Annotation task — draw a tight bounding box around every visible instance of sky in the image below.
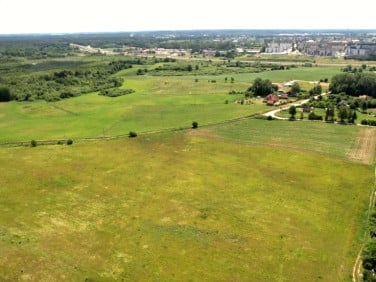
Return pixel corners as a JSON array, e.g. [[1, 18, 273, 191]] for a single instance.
[[0, 0, 375, 34]]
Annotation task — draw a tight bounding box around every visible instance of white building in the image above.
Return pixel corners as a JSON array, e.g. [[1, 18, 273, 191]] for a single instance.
[[265, 43, 291, 54], [345, 43, 376, 58]]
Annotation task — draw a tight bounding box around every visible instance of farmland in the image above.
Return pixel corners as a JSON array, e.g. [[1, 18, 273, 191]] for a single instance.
[[1, 32, 376, 281], [0, 127, 374, 281], [0, 62, 344, 143]]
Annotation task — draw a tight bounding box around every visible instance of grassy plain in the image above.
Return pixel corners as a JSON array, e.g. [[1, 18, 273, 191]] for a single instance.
[[0, 64, 344, 143], [0, 126, 374, 281], [1, 54, 375, 282], [0, 77, 263, 142]]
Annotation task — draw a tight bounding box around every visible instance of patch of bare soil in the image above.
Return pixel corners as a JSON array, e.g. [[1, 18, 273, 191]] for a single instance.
[[348, 128, 376, 164]]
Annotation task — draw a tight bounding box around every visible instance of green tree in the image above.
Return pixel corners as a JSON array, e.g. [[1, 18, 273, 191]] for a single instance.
[[338, 106, 348, 123], [129, 131, 137, 138], [329, 73, 357, 95], [289, 105, 297, 120], [248, 78, 273, 97], [362, 101, 368, 113], [325, 106, 335, 122], [290, 82, 301, 96], [351, 110, 357, 124], [363, 240, 376, 281], [0, 87, 11, 102], [309, 84, 322, 96], [30, 140, 37, 147]]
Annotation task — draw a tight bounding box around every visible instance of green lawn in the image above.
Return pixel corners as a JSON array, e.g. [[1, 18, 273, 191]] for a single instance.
[[0, 129, 373, 281]]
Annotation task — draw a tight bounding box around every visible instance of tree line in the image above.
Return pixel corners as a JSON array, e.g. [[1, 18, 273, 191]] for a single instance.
[[329, 72, 376, 98]]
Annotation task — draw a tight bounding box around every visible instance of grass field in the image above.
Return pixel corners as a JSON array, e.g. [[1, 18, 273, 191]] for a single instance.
[[1, 54, 376, 281], [0, 125, 374, 281], [0, 64, 343, 143], [0, 76, 268, 142]]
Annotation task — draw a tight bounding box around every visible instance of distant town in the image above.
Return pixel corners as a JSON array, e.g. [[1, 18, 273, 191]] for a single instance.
[[66, 29, 376, 59]]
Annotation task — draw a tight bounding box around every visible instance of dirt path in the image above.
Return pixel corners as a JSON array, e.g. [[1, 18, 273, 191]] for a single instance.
[[348, 128, 376, 164]]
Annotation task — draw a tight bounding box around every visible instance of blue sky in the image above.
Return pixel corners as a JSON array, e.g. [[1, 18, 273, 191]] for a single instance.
[[0, 0, 375, 34]]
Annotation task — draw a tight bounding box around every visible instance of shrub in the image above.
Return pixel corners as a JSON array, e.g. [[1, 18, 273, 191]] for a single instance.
[[66, 139, 73, 145], [30, 140, 37, 147], [361, 120, 376, 126], [308, 112, 323, 121], [99, 88, 134, 97], [0, 87, 12, 102], [267, 115, 273, 121], [129, 131, 137, 138], [192, 121, 198, 129]]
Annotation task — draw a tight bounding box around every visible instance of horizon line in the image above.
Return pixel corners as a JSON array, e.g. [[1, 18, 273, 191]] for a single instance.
[[1, 28, 376, 36]]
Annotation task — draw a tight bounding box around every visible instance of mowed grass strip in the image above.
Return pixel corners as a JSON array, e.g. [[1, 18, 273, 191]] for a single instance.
[[0, 131, 372, 281]]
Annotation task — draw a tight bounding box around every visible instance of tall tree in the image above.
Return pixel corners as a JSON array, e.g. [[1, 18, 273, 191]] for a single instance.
[[325, 106, 335, 122], [248, 78, 273, 97], [338, 106, 348, 123], [289, 105, 297, 120], [290, 82, 301, 96]]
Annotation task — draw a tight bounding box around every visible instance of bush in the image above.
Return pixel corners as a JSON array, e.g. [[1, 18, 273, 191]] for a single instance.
[[361, 119, 376, 126], [129, 131, 137, 138], [99, 88, 134, 97], [0, 87, 12, 102], [308, 112, 323, 121], [192, 121, 198, 128], [267, 115, 273, 121], [66, 139, 73, 145], [30, 140, 37, 147]]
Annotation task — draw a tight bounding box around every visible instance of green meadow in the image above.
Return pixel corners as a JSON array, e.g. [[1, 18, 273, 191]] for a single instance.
[[0, 126, 374, 281], [1, 55, 375, 281], [0, 64, 343, 143], [0, 76, 263, 142]]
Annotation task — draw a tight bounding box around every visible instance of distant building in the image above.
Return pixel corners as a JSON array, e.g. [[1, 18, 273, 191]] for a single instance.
[[265, 43, 291, 54], [345, 43, 376, 59], [299, 40, 346, 57]]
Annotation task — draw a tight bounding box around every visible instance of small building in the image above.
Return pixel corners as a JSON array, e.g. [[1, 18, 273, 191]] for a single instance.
[[264, 94, 279, 106]]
